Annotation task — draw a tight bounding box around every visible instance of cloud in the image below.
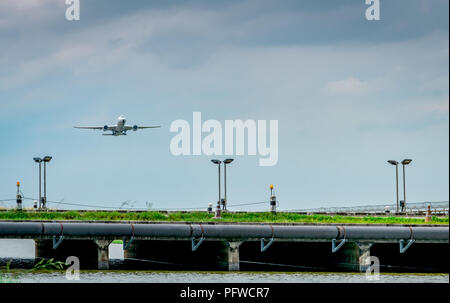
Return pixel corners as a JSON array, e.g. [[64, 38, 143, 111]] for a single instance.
[[0, 0, 56, 10], [419, 75, 450, 93], [324, 77, 369, 94], [0, 0, 63, 30], [420, 99, 450, 114], [0, 1, 448, 129], [0, 43, 98, 88]]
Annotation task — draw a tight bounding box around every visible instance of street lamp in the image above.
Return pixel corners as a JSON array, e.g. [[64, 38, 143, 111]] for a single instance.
[[387, 160, 399, 212], [211, 160, 222, 207], [33, 157, 42, 209], [33, 156, 52, 210], [401, 159, 412, 212], [42, 156, 52, 209], [223, 159, 234, 211]]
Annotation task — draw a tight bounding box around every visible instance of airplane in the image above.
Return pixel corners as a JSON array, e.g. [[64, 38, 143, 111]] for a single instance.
[[74, 115, 161, 136]]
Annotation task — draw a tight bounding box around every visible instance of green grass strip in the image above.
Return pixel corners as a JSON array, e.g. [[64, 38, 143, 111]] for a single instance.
[[0, 211, 447, 225]]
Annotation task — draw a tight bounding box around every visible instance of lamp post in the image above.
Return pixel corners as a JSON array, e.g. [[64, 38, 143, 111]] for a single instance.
[[223, 159, 234, 211], [401, 159, 412, 212], [33, 157, 42, 210], [211, 160, 222, 206], [387, 160, 399, 212], [42, 156, 52, 209]]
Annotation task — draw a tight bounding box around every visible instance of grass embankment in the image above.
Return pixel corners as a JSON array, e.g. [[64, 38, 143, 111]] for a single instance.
[[0, 210, 448, 225]]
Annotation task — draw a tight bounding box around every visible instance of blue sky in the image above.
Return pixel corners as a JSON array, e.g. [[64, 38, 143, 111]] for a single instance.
[[0, 0, 448, 210]]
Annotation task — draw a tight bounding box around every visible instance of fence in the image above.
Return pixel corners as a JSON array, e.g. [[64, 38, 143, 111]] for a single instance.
[[287, 201, 449, 216]]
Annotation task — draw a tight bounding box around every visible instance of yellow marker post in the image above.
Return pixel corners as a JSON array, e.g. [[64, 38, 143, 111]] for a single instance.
[[16, 181, 22, 211], [270, 184, 276, 214]]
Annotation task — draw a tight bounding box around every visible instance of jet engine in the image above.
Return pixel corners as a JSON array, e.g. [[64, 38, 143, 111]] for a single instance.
[[103, 125, 109, 131], [133, 125, 138, 131]]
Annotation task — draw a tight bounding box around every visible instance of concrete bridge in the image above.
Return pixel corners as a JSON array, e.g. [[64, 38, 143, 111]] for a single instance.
[[0, 221, 448, 272]]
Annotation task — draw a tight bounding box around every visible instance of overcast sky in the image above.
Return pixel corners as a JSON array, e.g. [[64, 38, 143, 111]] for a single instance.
[[0, 0, 448, 211]]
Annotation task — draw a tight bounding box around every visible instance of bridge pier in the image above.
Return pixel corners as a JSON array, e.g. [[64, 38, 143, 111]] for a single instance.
[[239, 241, 374, 272], [95, 240, 112, 270], [228, 242, 242, 271], [34, 239, 112, 270], [332, 242, 372, 272], [357, 243, 372, 272], [124, 240, 242, 271], [370, 242, 449, 273]]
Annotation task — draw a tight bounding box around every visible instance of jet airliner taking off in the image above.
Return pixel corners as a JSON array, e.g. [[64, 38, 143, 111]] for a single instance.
[[74, 115, 161, 136]]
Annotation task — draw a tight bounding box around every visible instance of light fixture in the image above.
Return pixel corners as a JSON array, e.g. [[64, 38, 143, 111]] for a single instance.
[[401, 159, 412, 165]]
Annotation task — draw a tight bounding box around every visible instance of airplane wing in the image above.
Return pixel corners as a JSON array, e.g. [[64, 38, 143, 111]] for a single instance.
[[74, 126, 117, 130], [123, 125, 161, 130], [136, 126, 161, 129]]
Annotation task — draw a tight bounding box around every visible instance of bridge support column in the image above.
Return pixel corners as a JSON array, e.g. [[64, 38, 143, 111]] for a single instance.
[[95, 240, 112, 270], [124, 240, 241, 271], [228, 242, 242, 271], [357, 243, 372, 272], [333, 242, 372, 272]]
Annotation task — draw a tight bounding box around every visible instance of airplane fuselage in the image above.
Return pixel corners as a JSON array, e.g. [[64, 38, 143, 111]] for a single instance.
[[113, 116, 127, 135], [74, 115, 160, 135]]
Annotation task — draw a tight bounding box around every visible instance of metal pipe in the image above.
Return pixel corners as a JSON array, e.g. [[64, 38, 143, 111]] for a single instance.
[[343, 226, 412, 240], [0, 222, 447, 242]]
